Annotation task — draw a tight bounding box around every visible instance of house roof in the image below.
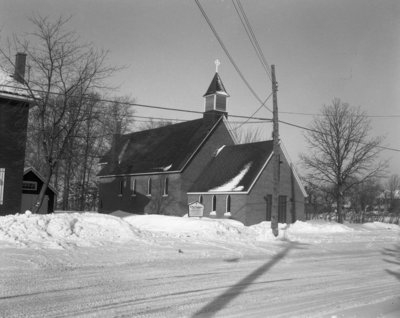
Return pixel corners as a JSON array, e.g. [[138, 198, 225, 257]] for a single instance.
[[98, 116, 225, 177], [0, 69, 33, 102], [188, 140, 274, 193], [203, 72, 229, 97], [23, 167, 58, 194]]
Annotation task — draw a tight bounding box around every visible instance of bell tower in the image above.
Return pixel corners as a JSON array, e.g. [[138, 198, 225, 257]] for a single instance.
[[203, 59, 229, 120]]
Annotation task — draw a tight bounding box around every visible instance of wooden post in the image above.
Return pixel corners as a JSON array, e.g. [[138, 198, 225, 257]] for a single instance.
[[271, 65, 279, 237]]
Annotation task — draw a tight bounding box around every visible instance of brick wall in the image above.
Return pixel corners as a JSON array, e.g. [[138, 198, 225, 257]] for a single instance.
[[0, 98, 29, 215], [99, 173, 184, 215], [247, 147, 306, 225]]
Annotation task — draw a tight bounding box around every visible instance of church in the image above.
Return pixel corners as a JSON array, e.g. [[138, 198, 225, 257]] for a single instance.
[[97, 69, 307, 225]]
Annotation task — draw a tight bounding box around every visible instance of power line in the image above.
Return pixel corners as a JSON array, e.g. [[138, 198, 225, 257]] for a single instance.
[[194, 0, 273, 113], [232, 0, 272, 80], [280, 110, 400, 118], [233, 92, 273, 131], [233, 0, 272, 80], [0, 84, 272, 121], [279, 119, 400, 153]]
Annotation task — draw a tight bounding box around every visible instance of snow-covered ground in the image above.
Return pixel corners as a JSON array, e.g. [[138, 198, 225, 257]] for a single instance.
[[0, 211, 399, 317]]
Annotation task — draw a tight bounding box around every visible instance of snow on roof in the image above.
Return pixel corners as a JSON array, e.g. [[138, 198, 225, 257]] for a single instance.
[[0, 69, 33, 102], [189, 141, 274, 193], [214, 145, 226, 157], [210, 162, 252, 191]]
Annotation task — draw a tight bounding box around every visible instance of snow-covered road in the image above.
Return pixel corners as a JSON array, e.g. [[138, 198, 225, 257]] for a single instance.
[[0, 213, 399, 317], [1, 240, 399, 317]]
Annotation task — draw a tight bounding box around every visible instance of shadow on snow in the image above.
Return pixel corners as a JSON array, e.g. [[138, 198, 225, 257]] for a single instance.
[[192, 241, 307, 318]]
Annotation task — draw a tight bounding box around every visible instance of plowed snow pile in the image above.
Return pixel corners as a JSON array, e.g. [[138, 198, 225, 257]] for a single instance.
[[0, 211, 144, 249], [0, 211, 398, 249]]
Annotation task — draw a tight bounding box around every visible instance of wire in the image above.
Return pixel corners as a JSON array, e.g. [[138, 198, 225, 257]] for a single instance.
[[233, 92, 273, 131], [194, 0, 273, 113], [232, 0, 271, 80], [279, 119, 400, 153], [0, 83, 271, 121], [280, 110, 400, 118], [233, 0, 272, 80]]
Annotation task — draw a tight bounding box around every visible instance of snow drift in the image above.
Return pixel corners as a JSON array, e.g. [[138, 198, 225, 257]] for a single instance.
[[0, 211, 398, 250], [0, 211, 144, 249]]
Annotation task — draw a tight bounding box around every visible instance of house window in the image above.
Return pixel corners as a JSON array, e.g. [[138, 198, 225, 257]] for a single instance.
[[147, 178, 152, 196], [22, 181, 38, 191], [226, 195, 231, 213], [212, 195, 216, 211], [278, 195, 287, 223], [163, 178, 168, 196], [199, 195, 203, 204], [266, 194, 272, 221], [131, 178, 136, 194], [0, 168, 5, 205]]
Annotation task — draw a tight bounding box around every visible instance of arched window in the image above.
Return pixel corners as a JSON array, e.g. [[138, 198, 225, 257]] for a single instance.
[[130, 178, 136, 196], [147, 178, 152, 196], [212, 195, 216, 211], [199, 195, 203, 204], [163, 178, 169, 196], [118, 179, 123, 196], [226, 195, 231, 213]]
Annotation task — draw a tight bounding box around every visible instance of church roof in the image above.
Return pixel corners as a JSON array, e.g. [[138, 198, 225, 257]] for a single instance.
[[203, 72, 229, 97], [98, 117, 224, 176], [188, 140, 274, 193]]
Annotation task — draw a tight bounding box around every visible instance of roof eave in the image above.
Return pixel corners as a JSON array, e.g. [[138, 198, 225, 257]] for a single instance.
[[98, 170, 182, 178]]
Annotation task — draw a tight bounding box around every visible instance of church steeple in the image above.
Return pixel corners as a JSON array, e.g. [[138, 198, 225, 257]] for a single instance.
[[203, 60, 229, 119]]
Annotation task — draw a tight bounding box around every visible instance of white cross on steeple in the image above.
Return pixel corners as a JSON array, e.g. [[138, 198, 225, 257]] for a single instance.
[[215, 59, 220, 73]]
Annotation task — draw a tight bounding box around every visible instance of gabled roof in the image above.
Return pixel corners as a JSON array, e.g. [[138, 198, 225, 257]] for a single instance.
[[203, 72, 229, 97], [98, 116, 225, 177], [23, 167, 58, 194], [189, 141, 274, 193]]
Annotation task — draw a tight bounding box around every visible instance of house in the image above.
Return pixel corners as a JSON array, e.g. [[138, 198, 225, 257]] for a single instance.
[[21, 167, 57, 214], [0, 53, 34, 215], [97, 71, 307, 225]]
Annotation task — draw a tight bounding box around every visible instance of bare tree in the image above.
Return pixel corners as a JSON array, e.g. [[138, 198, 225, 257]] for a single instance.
[[231, 125, 264, 144], [386, 174, 400, 212], [301, 98, 386, 223], [137, 118, 174, 131], [1, 15, 118, 213]]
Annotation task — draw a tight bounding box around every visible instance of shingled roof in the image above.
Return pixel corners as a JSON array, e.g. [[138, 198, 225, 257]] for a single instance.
[[189, 140, 274, 193], [98, 117, 224, 176], [203, 72, 229, 97]]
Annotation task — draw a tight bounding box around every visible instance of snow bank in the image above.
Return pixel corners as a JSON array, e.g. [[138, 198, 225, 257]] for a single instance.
[[0, 211, 143, 249], [288, 220, 354, 233], [0, 212, 398, 250], [124, 214, 254, 241], [361, 222, 400, 231]]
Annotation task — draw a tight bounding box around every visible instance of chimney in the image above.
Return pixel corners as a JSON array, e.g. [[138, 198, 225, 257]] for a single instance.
[[14, 52, 27, 84]]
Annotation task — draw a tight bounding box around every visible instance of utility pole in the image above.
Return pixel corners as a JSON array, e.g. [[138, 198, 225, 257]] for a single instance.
[[271, 64, 279, 237]]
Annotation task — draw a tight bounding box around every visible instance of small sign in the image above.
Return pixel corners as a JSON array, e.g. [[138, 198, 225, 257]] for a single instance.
[[188, 201, 204, 217]]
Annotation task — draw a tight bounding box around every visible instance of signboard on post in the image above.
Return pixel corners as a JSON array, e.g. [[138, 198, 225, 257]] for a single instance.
[[188, 201, 204, 217]]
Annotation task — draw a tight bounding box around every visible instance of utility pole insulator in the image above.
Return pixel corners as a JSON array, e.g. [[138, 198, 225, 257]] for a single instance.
[[271, 64, 280, 237]]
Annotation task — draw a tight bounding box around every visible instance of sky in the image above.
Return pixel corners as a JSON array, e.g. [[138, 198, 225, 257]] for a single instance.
[[1, 0, 399, 177]]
